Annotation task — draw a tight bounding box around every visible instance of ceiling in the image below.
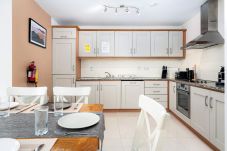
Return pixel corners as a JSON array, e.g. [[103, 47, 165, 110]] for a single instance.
[[35, 0, 206, 26]]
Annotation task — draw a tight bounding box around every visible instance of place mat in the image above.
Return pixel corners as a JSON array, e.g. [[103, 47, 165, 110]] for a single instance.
[[18, 138, 57, 151], [23, 103, 83, 114], [0, 113, 105, 142], [10, 104, 37, 114]]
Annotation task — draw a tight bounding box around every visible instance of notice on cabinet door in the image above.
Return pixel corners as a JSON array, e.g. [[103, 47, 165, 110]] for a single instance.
[[84, 44, 91, 53], [101, 41, 110, 53]]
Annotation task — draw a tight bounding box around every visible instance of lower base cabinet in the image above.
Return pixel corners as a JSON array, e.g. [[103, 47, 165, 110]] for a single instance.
[[121, 81, 144, 109], [191, 86, 224, 151], [76, 81, 99, 104], [99, 81, 121, 109]]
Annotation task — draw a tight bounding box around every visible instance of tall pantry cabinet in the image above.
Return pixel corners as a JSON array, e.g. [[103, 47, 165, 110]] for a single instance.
[[52, 28, 77, 101]]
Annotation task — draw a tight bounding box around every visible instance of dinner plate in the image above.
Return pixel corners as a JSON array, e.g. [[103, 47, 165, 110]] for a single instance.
[[0, 102, 19, 111], [58, 113, 100, 129], [0, 138, 20, 151]]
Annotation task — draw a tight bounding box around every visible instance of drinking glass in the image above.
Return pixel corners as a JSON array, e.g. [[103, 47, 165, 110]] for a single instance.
[[35, 106, 48, 136], [54, 96, 63, 117], [0, 97, 10, 118]]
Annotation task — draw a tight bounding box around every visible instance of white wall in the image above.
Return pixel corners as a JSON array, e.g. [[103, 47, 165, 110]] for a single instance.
[[0, 0, 12, 100]]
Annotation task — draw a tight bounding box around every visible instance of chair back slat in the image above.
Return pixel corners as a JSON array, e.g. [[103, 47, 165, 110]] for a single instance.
[[132, 95, 167, 151], [7, 87, 47, 105]]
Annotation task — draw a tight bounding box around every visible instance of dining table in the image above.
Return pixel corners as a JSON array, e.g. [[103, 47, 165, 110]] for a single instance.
[[0, 103, 104, 151]]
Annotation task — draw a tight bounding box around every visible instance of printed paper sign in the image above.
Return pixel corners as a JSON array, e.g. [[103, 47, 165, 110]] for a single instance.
[[101, 41, 110, 53], [84, 44, 91, 53]]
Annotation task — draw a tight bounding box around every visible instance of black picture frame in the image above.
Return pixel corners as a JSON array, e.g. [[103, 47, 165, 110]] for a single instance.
[[28, 18, 47, 48]]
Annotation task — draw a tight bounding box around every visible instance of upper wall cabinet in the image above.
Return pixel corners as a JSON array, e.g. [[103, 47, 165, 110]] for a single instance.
[[79, 31, 96, 57], [96, 31, 115, 56], [169, 31, 183, 57], [53, 28, 76, 39], [133, 32, 151, 57], [115, 32, 133, 56], [151, 31, 169, 57]]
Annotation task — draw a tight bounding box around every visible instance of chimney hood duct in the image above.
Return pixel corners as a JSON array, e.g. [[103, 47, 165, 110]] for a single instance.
[[186, 0, 224, 49]]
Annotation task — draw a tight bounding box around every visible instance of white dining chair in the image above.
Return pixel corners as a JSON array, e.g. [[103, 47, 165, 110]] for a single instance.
[[7, 87, 48, 105], [131, 95, 168, 151], [53, 87, 91, 104]]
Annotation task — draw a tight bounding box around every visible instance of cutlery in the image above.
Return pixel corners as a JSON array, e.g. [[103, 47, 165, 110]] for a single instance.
[[55, 131, 89, 136], [14, 104, 29, 110], [74, 103, 79, 110], [16, 104, 37, 114], [34, 143, 44, 151]]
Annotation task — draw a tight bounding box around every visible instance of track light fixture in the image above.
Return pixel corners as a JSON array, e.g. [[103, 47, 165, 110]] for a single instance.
[[103, 5, 140, 15]]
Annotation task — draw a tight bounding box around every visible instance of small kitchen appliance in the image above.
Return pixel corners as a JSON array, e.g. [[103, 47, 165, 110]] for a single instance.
[[161, 66, 167, 79], [216, 66, 224, 86], [175, 68, 194, 81]]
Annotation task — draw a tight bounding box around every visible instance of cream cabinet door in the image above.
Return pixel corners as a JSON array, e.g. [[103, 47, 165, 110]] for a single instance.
[[99, 81, 121, 109], [76, 81, 100, 104], [53, 75, 76, 102], [52, 39, 76, 74], [151, 31, 169, 57], [191, 86, 210, 139], [96, 31, 115, 56], [53, 28, 76, 39], [169, 81, 176, 113], [209, 91, 224, 151], [115, 32, 133, 56], [169, 31, 183, 57], [121, 81, 144, 109], [132, 32, 151, 57], [79, 31, 96, 57]]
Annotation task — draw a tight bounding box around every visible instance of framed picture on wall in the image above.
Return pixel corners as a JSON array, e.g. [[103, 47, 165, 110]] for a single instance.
[[28, 18, 47, 48]]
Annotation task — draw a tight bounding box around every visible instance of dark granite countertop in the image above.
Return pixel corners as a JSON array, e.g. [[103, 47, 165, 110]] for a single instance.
[[76, 77, 224, 93]]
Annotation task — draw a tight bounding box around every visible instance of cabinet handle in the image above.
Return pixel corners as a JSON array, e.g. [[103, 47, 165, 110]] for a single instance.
[[134, 48, 136, 54], [173, 86, 176, 93], [130, 82, 137, 84], [153, 84, 160, 86], [72, 78, 75, 84], [60, 35, 67, 38], [205, 96, 208, 107], [100, 85, 102, 91], [153, 91, 161, 93], [72, 64, 75, 71], [130, 48, 133, 55], [94, 48, 96, 54], [170, 48, 172, 54], [166, 48, 169, 54], [209, 97, 213, 108], [154, 98, 160, 100], [97, 85, 99, 91]]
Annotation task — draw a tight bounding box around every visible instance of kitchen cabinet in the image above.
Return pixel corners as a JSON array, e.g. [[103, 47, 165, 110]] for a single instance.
[[169, 81, 176, 112], [79, 31, 96, 57], [191, 86, 224, 150], [151, 31, 169, 57], [191, 87, 210, 139], [53, 75, 76, 102], [53, 28, 76, 39], [132, 32, 150, 56], [144, 81, 168, 108], [209, 91, 224, 151], [76, 81, 100, 104], [115, 32, 133, 56], [52, 39, 76, 74], [169, 31, 183, 57], [121, 81, 144, 109], [99, 81, 121, 109], [96, 31, 115, 56]]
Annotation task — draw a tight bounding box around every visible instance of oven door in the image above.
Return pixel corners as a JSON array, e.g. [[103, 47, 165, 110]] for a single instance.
[[176, 89, 190, 118]]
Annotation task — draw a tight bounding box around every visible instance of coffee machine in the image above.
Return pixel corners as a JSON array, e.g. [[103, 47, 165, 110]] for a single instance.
[[216, 66, 225, 86]]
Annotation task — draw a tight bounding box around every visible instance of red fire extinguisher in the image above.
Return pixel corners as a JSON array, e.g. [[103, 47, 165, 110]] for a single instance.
[[27, 61, 38, 86]]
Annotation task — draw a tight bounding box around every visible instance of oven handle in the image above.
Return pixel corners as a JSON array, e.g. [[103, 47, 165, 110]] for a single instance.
[[176, 89, 190, 95]]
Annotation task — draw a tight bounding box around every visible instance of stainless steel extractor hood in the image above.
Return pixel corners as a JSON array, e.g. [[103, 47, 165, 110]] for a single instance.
[[186, 0, 224, 49]]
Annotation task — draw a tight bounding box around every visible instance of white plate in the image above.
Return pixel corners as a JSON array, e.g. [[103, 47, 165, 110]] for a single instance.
[[0, 102, 19, 111], [0, 138, 20, 151], [58, 113, 100, 129]]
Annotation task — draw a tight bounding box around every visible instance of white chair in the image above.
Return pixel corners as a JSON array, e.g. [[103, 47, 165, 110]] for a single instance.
[[7, 87, 48, 105], [131, 95, 168, 151], [53, 87, 91, 104]]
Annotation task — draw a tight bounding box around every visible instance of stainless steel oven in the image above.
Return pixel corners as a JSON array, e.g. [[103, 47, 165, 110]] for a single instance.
[[176, 83, 190, 118]]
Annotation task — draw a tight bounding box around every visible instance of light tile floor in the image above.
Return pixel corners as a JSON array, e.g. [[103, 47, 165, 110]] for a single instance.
[[103, 112, 213, 151]]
